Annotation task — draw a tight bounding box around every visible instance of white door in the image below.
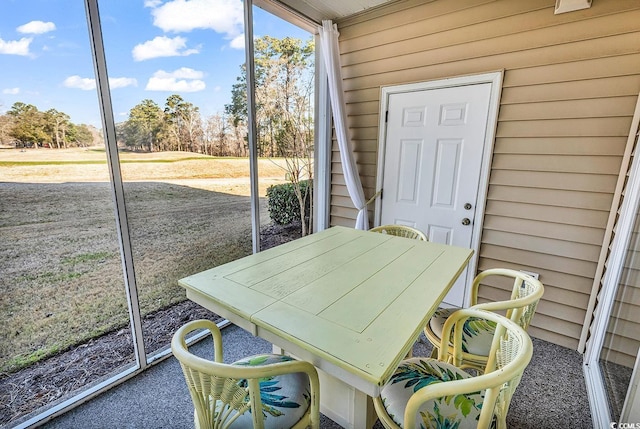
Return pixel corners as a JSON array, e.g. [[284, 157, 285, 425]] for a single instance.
[[378, 81, 494, 307]]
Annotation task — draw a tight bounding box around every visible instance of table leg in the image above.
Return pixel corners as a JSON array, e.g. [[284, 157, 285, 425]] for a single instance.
[[317, 368, 377, 429], [270, 346, 378, 428]]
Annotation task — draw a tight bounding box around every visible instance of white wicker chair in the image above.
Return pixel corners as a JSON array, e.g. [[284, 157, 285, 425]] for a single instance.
[[374, 309, 533, 429], [172, 319, 320, 429], [424, 268, 543, 373], [370, 225, 428, 241]]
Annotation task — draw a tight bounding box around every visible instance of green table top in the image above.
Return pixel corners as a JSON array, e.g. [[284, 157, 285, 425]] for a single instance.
[[179, 226, 473, 393]]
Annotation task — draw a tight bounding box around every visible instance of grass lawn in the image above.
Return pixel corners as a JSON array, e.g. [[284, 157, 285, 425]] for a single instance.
[[0, 147, 291, 373]]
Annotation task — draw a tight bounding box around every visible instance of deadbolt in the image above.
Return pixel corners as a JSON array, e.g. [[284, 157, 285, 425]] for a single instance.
[[464, 203, 472, 210], [462, 218, 471, 226]]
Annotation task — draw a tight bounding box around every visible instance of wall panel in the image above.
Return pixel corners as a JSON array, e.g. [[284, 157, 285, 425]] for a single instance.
[[331, 0, 640, 348]]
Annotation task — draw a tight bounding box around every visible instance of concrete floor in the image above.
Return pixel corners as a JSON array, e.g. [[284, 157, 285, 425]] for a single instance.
[[40, 324, 593, 428]]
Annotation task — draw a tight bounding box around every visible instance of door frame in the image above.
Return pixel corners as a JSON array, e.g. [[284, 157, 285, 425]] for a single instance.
[[374, 71, 503, 307], [583, 94, 640, 427]]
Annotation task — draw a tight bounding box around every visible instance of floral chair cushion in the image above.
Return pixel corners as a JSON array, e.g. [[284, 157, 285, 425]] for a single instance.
[[228, 354, 311, 429], [380, 358, 486, 429], [429, 308, 496, 356]]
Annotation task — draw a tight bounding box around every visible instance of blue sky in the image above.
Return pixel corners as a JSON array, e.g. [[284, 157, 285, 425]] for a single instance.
[[0, 0, 312, 128]]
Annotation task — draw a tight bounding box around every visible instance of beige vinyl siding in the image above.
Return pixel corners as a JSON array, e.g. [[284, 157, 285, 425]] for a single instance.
[[330, 0, 640, 348]]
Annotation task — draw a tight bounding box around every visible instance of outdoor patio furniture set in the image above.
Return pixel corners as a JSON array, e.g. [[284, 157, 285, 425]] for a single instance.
[[171, 225, 544, 429]]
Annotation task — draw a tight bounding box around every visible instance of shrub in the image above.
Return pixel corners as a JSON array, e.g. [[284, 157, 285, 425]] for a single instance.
[[266, 180, 312, 225]]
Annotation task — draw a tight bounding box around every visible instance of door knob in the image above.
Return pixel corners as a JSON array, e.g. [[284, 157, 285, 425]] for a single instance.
[[461, 218, 471, 226]]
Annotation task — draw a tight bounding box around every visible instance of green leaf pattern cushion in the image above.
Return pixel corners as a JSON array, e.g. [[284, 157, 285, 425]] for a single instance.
[[429, 308, 497, 355], [380, 358, 485, 429], [228, 354, 310, 429]]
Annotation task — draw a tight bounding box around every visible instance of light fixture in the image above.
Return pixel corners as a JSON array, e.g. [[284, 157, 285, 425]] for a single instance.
[[554, 0, 592, 14]]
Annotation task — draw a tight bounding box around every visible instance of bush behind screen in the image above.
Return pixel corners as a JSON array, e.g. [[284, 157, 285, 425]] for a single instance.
[[266, 180, 312, 225]]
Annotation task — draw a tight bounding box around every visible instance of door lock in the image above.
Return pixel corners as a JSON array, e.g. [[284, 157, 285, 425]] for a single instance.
[[464, 203, 472, 210], [461, 218, 471, 226]]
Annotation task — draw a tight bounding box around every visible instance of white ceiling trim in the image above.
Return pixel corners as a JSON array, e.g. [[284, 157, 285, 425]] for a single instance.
[[254, 0, 319, 33], [269, 0, 398, 24]]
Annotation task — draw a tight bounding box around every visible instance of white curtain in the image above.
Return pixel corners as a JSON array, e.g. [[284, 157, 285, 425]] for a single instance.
[[318, 20, 369, 230]]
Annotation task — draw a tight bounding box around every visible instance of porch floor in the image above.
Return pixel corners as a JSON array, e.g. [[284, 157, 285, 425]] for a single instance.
[[42, 323, 593, 429]]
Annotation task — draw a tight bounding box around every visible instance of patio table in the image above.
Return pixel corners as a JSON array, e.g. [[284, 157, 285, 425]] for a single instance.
[[179, 225, 473, 429]]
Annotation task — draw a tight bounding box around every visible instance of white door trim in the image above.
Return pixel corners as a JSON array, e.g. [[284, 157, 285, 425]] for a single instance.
[[583, 93, 640, 427], [374, 71, 503, 307]]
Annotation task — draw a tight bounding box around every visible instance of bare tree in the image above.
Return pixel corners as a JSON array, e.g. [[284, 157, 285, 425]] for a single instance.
[[44, 109, 71, 149], [205, 113, 233, 156], [226, 36, 315, 235]]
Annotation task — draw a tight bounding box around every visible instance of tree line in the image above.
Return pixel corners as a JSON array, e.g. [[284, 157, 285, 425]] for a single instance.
[[116, 94, 246, 156], [0, 36, 314, 162], [119, 35, 315, 159], [0, 102, 100, 149]]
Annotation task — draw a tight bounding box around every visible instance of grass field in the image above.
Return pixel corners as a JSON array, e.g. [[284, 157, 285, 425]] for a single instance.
[[0, 147, 290, 373]]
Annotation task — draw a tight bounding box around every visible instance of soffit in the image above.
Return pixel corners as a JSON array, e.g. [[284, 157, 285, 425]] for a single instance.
[[272, 0, 399, 23]]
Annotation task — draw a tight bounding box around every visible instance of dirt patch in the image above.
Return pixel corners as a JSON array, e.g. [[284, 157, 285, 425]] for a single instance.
[[0, 222, 302, 426]]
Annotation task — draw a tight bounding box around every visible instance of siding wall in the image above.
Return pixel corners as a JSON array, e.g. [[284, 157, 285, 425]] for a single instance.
[[330, 0, 640, 349]]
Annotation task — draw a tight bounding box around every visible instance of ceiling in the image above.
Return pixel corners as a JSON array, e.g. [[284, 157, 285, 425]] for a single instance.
[[270, 0, 593, 24], [256, 0, 400, 28], [277, 0, 397, 22]]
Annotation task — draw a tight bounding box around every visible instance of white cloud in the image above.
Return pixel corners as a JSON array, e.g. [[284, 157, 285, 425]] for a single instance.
[[3, 87, 20, 95], [150, 0, 243, 41], [144, 0, 163, 7], [109, 77, 138, 89], [0, 37, 32, 55], [17, 21, 56, 34], [229, 34, 244, 50], [63, 75, 138, 90], [158, 67, 204, 79], [132, 36, 199, 61], [64, 75, 96, 90], [145, 67, 206, 92]]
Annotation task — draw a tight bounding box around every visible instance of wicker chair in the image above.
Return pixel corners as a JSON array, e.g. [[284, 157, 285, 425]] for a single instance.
[[171, 319, 320, 429], [370, 225, 428, 241], [424, 268, 544, 373], [374, 309, 533, 429]]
